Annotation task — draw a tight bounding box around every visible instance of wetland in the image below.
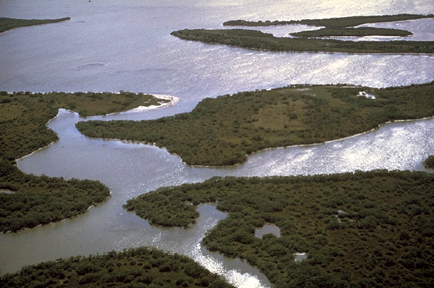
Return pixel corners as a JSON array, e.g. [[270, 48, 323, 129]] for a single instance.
[[1, 0, 434, 287]]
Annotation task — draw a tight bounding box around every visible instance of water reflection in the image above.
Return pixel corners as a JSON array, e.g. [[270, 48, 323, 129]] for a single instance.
[[1, 0, 434, 286]]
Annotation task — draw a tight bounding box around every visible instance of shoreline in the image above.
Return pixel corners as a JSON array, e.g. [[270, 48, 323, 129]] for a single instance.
[[113, 94, 180, 115]]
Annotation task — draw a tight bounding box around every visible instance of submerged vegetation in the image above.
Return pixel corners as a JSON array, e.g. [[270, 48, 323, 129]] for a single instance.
[[77, 82, 434, 166], [0, 247, 234, 288], [0, 17, 71, 33], [172, 14, 434, 54], [0, 91, 168, 232], [124, 170, 434, 287]]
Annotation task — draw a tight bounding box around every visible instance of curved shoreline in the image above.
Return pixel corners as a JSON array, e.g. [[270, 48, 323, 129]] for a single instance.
[[112, 94, 180, 115], [76, 82, 434, 167]]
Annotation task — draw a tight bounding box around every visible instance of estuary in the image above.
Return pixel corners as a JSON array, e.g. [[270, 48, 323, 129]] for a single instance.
[[1, 0, 433, 287]]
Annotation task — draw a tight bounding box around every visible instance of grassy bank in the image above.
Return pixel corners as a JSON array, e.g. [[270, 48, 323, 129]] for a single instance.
[[0, 247, 234, 288], [172, 14, 434, 54], [77, 82, 434, 166], [124, 170, 434, 287], [0, 91, 168, 232], [0, 17, 71, 33]]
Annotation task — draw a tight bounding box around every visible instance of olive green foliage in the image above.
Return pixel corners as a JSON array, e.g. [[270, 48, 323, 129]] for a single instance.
[[0, 161, 110, 233], [424, 155, 434, 169], [225, 14, 431, 38], [0, 17, 71, 33], [0, 247, 234, 288], [124, 171, 434, 287], [0, 91, 167, 162], [224, 14, 431, 38], [77, 82, 434, 166], [0, 91, 167, 232], [223, 14, 433, 27], [171, 28, 433, 54], [173, 14, 434, 54]]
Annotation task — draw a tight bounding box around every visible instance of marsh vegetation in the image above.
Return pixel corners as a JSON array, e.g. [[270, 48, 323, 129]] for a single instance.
[[0, 247, 234, 288], [0, 17, 71, 33], [0, 91, 168, 232], [172, 14, 434, 54], [77, 82, 434, 166], [424, 155, 434, 169], [124, 170, 434, 287]]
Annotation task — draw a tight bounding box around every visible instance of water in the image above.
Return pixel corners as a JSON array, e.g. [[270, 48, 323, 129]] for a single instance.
[[255, 225, 281, 239], [1, 0, 434, 287]]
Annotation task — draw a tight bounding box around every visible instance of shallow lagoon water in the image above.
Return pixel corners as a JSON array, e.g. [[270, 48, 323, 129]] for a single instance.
[[1, 0, 434, 287]]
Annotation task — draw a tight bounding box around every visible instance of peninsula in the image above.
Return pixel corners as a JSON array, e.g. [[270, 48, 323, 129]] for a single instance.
[[124, 170, 434, 287], [0, 91, 170, 232], [171, 14, 434, 54], [77, 82, 434, 166], [0, 17, 71, 33], [0, 247, 234, 288]]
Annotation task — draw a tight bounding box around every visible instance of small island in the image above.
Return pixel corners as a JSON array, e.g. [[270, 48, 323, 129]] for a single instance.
[[77, 82, 434, 166], [0, 17, 71, 33], [124, 170, 434, 287], [171, 14, 434, 54], [0, 91, 170, 233]]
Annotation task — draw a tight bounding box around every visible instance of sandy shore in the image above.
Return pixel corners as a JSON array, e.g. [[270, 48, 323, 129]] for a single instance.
[[124, 94, 180, 113]]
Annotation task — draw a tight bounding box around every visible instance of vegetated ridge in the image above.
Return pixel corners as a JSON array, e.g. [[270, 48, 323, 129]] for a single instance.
[[0, 247, 234, 288], [124, 170, 434, 287], [0, 91, 169, 232], [0, 17, 71, 33], [172, 14, 434, 54], [77, 82, 434, 166]]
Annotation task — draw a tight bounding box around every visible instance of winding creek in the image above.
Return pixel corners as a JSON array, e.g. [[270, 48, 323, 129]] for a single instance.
[[1, 0, 434, 287]]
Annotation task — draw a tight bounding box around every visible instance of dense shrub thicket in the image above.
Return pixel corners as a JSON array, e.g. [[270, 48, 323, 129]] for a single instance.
[[224, 14, 433, 27], [172, 13, 434, 54], [77, 82, 434, 166], [224, 14, 433, 38], [0, 91, 167, 231], [0, 17, 71, 33], [0, 160, 110, 233], [125, 170, 434, 287], [0, 247, 234, 288], [424, 155, 434, 169]]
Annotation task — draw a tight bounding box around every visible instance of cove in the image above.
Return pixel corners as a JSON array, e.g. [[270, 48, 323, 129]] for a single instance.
[[1, 106, 433, 282]]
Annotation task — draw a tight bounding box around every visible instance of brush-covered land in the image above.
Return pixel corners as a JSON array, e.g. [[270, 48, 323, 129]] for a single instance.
[[172, 14, 434, 54], [223, 14, 433, 27], [0, 91, 168, 232], [424, 155, 434, 169], [0, 247, 234, 288], [0, 160, 110, 233], [124, 170, 434, 287], [77, 82, 434, 166], [224, 14, 432, 38], [0, 17, 71, 33]]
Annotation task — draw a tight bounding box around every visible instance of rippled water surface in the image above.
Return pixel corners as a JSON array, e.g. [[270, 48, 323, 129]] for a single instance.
[[1, 0, 433, 287]]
